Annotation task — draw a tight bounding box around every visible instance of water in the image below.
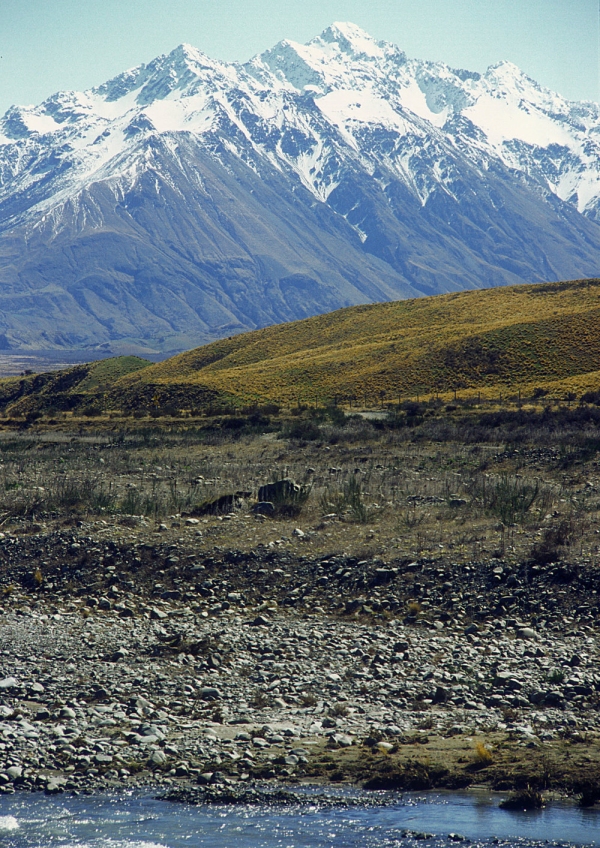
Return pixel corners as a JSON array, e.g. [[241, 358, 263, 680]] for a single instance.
[[0, 789, 598, 848]]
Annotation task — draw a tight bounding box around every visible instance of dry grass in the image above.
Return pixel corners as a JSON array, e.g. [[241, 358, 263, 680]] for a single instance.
[[474, 740, 494, 766], [1, 392, 600, 575], [113, 277, 600, 407]]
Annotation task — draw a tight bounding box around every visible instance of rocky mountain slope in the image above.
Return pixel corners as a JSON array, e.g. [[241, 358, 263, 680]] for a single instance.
[[2, 23, 600, 351]]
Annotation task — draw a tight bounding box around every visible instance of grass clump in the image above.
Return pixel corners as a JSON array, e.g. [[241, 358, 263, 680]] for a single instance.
[[499, 787, 544, 810], [320, 474, 371, 523], [470, 474, 548, 525], [473, 740, 494, 767]]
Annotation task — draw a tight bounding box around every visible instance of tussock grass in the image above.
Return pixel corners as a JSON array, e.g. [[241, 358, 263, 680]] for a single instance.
[[474, 740, 494, 766], [113, 278, 600, 407]]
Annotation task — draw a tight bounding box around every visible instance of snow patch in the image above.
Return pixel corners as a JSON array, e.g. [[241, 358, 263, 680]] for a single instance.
[[464, 94, 576, 149], [3, 20, 600, 234], [399, 80, 449, 128], [317, 88, 412, 135], [22, 112, 61, 135]]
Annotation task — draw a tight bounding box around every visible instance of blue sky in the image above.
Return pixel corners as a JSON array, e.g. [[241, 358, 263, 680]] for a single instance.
[[0, 0, 597, 114]]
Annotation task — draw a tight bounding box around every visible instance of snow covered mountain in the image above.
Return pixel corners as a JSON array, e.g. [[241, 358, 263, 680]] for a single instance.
[[1, 22, 600, 351]]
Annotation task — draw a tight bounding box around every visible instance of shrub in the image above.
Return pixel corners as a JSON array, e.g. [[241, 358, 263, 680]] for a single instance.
[[120, 488, 145, 516], [325, 405, 347, 427], [162, 405, 181, 417], [321, 474, 370, 523], [469, 474, 548, 524], [499, 787, 543, 810], [284, 419, 322, 441], [529, 517, 577, 565], [251, 689, 270, 708], [343, 475, 370, 523], [581, 390, 600, 405]]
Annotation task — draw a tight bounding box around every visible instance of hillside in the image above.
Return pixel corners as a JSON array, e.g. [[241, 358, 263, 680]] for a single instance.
[[3, 24, 600, 350], [5, 278, 600, 416], [109, 277, 600, 408], [0, 356, 151, 416]]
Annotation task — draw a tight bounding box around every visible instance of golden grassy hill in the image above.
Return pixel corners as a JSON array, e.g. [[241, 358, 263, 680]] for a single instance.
[[112, 278, 600, 407], [0, 356, 151, 415]]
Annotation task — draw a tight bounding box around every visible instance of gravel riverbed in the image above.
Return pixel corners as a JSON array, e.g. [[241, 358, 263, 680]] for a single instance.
[[0, 526, 599, 800]]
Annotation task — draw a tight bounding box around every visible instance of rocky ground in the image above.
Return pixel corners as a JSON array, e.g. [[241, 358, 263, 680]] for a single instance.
[[0, 527, 599, 802], [0, 409, 599, 805]]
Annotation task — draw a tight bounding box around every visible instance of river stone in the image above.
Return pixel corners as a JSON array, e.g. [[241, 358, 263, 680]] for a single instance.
[[45, 780, 64, 795], [60, 707, 77, 719], [6, 766, 22, 781], [200, 687, 222, 701], [0, 677, 19, 691], [252, 502, 275, 516], [331, 733, 354, 748], [544, 691, 565, 708], [150, 608, 167, 620], [149, 750, 167, 767], [114, 648, 129, 661]]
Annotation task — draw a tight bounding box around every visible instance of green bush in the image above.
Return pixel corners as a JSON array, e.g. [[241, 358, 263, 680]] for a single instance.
[[321, 473, 370, 523], [469, 474, 547, 524], [284, 420, 322, 441]]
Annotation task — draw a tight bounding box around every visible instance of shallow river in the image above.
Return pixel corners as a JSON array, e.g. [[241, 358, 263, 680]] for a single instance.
[[0, 790, 598, 848]]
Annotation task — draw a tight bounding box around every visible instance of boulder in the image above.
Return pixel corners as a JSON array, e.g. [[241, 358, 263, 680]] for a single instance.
[[258, 479, 300, 504]]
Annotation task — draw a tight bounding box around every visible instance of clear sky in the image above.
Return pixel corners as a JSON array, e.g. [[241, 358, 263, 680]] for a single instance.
[[0, 0, 597, 115]]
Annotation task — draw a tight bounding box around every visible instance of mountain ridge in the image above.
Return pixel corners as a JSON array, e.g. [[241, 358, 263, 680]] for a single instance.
[[1, 23, 600, 351]]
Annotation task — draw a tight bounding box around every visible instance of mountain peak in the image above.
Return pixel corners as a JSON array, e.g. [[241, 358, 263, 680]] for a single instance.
[[486, 59, 529, 83], [316, 21, 386, 58], [166, 42, 215, 70]]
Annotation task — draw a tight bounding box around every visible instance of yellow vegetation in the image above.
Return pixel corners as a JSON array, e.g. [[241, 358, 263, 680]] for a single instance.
[[474, 740, 494, 765], [113, 278, 600, 406]]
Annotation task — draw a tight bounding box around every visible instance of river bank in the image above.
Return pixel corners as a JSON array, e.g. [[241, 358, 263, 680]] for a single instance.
[[0, 532, 599, 804]]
